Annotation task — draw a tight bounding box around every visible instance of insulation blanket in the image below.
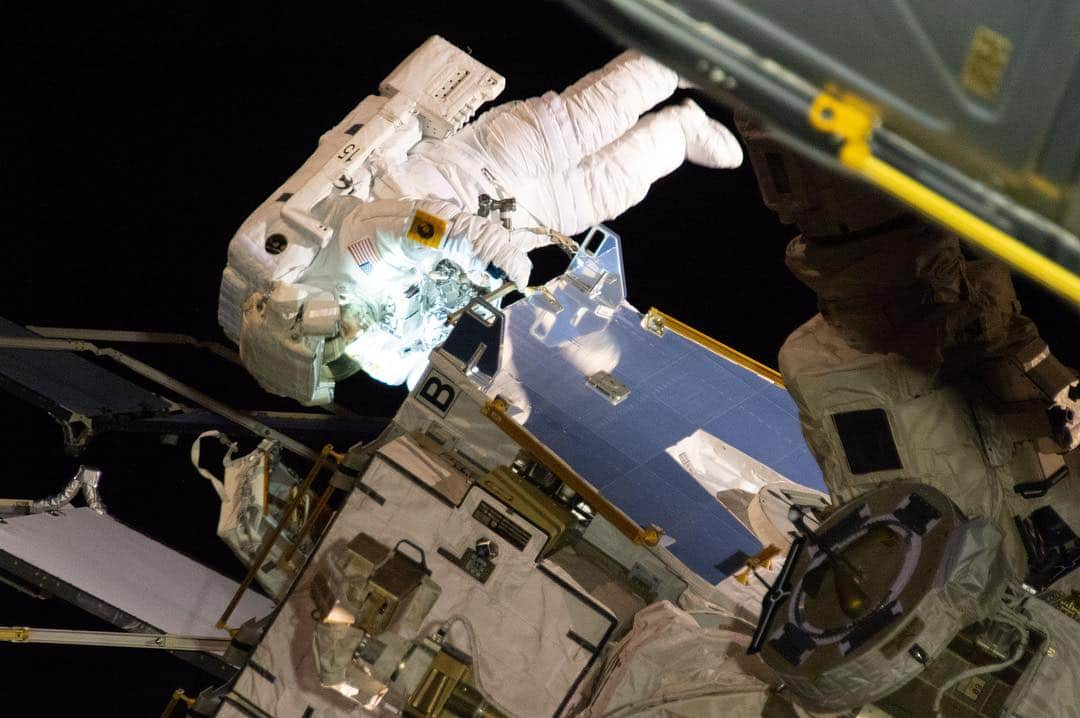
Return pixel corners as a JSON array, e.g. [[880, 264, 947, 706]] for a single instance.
[[0, 507, 271, 636], [223, 457, 612, 717]]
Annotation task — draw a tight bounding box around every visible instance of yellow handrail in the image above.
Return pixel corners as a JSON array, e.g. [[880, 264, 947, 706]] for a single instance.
[[808, 91, 1080, 305], [159, 689, 195, 718], [216, 444, 339, 630]]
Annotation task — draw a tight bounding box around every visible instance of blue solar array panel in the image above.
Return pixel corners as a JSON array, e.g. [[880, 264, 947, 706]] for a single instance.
[[501, 284, 824, 584]]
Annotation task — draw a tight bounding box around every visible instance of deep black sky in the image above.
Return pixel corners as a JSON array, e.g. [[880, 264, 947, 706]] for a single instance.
[[2, 3, 1077, 715]]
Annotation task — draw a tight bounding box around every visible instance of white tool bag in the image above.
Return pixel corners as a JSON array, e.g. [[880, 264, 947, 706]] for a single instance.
[[191, 431, 313, 597]]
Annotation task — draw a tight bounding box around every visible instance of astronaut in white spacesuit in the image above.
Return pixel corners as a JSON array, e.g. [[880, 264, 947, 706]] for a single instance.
[[219, 37, 742, 403]]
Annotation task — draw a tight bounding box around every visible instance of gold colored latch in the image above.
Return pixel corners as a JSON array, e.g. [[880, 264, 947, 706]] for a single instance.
[[641, 310, 665, 337], [159, 688, 196, 718], [734, 544, 783, 585], [0, 627, 30, 642], [962, 26, 1012, 100], [645, 308, 784, 387], [808, 89, 876, 151]]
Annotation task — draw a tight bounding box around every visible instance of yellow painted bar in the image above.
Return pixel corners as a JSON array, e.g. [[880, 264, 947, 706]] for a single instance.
[[216, 444, 338, 630], [847, 144, 1080, 304], [809, 91, 1080, 305]]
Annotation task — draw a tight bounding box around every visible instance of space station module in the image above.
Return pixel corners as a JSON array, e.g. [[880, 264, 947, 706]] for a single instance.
[[202, 36, 1080, 718], [731, 118, 1080, 593], [743, 119, 1080, 716]]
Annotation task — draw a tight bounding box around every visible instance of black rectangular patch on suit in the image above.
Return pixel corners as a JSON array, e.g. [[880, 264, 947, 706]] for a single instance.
[[769, 623, 815, 666], [894, 493, 940, 536], [832, 409, 903, 475]]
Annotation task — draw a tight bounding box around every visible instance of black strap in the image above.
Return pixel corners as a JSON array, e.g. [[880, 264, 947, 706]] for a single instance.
[[1014, 465, 1069, 499], [768, 623, 816, 666], [893, 493, 940, 535], [748, 536, 805, 655]]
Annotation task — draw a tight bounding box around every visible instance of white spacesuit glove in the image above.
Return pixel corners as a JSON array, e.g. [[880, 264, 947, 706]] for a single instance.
[[221, 40, 742, 403]]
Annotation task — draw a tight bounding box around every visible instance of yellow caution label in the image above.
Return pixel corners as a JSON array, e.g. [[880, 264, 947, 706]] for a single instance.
[[962, 26, 1012, 100], [407, 210, 447, 249]]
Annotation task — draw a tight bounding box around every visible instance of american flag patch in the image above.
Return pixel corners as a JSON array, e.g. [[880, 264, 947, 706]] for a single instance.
[[347, 238, 380, 273]]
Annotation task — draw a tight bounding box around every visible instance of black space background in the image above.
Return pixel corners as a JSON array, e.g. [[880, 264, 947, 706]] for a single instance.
[[0, 3, 1076, 715]]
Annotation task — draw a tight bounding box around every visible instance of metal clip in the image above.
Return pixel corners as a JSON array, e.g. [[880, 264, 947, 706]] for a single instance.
[[1014, 465, 1068, 499], [642, 310, 665, 337], [587, 371, 630, 405]]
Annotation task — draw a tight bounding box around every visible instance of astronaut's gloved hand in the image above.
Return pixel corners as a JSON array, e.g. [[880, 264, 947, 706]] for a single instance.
[[431, 207, 553, 291]]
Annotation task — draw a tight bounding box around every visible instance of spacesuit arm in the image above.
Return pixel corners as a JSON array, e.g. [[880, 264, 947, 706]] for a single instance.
[[407, 50, 743, 236], [338, 198, 552, 289], [429, 202, 552, 289]]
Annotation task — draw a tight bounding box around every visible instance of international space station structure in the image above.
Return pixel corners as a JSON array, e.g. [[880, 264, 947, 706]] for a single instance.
[[1, 11, 1080, 718]]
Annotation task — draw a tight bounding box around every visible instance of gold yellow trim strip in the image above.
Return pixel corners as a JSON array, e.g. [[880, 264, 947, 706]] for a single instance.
[[809, 91, 1080, 306], [645, 308, 785, 387], [481, 398, 662, 546]]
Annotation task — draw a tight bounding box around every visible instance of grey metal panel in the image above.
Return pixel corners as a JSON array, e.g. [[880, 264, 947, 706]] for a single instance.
[[565, 0, 1080, 281], [0, 317, 171, 418], [0, 550, 236, 679], [0, 508, 272, 637], [686, 1, 1080, 169], [219, 459, 614, 717]]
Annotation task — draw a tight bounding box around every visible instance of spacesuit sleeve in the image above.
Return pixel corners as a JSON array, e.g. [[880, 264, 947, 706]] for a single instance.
[[338, 198, 551, 289], [577, 601, 813, 717], [419, 51, 741, 235], [538, 101, 741, 235], [432, 203, 551, 289]]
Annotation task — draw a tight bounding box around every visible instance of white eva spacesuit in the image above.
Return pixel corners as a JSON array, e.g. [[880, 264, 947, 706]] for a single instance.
[[218, 36, 742, 403]]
